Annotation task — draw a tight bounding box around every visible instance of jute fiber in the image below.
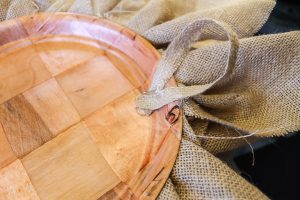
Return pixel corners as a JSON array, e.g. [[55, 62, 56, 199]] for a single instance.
[[137, 18, 300, 199], [1, 0, 300, 200]]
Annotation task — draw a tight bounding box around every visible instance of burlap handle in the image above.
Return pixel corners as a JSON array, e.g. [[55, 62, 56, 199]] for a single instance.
[[136, 19, 239, 115]]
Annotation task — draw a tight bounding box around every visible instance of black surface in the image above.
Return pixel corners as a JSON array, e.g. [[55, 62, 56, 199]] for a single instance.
[[259, 0, 300, 34], [235, 133, 300, 200]]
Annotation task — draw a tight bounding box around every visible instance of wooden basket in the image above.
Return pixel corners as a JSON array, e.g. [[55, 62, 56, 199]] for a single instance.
[[0, 13, 182, 200]]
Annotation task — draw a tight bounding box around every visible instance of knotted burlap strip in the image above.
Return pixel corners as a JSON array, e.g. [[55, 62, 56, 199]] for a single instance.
[[136, 19, 239, 115], [136, 17, 300, 199], [176, 30, 300, 153]]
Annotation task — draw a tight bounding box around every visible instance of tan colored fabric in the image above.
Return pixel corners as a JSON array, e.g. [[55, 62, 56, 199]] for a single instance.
[[137, 16, 300, 199], [136, 19, 240, 115], [0, 0, 38, 20], [137, 17, 300, 152], [1, 1, 298, 200], [179, 31, 300, 154], [94, 0, 276, 45], [0, 0, 275, 43], [159, 121, 268, 199], [0, 0, 10, 21], [130, 0, 276, 45]]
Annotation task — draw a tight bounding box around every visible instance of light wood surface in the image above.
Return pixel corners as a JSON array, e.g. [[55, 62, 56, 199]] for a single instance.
[[33, 37, 101, 76], [22, 123, 120, 200], [0, 13, 182, 200], [0, 95, 53, 158], [0, 160, 40, 200], [56, 56, 134, 117], [0, 124, 16, 169], [0, 44, 51, 104], [23, 78, 81, 135], [84, 89, 152, 182]]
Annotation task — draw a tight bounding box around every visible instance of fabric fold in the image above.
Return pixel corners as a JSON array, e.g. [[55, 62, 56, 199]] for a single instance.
[[161, 137, 269, 199]]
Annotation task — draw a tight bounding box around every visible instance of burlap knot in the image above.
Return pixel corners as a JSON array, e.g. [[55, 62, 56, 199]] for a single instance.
[[134, 17, 300, 199], [136, 18, 264, 142], [136, 19, 239, 117]]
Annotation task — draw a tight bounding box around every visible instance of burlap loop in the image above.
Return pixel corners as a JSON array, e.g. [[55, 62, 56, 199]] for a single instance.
[[136, 19, 239, 115]]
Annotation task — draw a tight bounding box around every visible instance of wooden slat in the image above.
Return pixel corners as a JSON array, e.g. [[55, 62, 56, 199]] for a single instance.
[[32, 37, 102, 76], [22, 123, 120, 200], [23, 78, 80, 136], [0, 44, 51, 104], [0, 19, 28, 46], [0, 123, 16, 169], [0, 160, 39, 200], [99, 182, 138, 200], [20, 14, 124, 48], [56, 56, 134, 117], [0, 44, 51, 103], [19, 13, 160, 77], [0, 95, 53, 158], [0, 38, 33, 57], [105, 48, 147, 88], [129, 129, 181, 198], [84, 90, 152, 182], [113, 33, 159, 77]]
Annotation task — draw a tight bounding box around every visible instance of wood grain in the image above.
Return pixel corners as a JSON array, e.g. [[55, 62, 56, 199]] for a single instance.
[[0, 95, 53, 158], [56, 55, 134, 117], [105, 48, 147, 88], [98, 182, 138, 200], [113, 33, 159, 77], [0, 13, 182, 200], [0, 123, 16, 169], [0, 44, 51, 104], [84, 89, 152, 182], [22, 123, 120, 200], [129, 129, 181, 198], [0, 38, 33, 57], [0, 160, 39, 200], [32, 36, 102, 76], [19, 13, 160, 76], [23, 78, 80, 135], [139, 130, 181, 199], [0, 19, 28, 46]]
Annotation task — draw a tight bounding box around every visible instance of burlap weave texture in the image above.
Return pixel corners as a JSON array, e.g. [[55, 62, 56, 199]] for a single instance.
[[1, 1, 299, 200]]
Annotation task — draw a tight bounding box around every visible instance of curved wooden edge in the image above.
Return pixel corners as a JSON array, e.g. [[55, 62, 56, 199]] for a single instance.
[[0, 13, 182, 200], [0, 12, 160, 77], [96, 72, 182, 199]]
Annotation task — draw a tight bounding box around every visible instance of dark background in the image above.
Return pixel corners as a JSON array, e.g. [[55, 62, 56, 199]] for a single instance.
[[235, 133, 300, 200], [258, 0, 300, 34]]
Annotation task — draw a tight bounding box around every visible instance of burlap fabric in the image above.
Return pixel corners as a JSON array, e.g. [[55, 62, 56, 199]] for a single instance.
[[1, 0, 300, 199], [137, 18, 300, 199]]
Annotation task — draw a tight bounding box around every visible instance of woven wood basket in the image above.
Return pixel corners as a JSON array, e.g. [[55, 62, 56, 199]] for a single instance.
[[0, 13, 182, 200]]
